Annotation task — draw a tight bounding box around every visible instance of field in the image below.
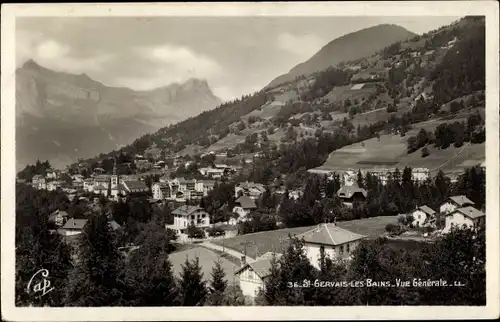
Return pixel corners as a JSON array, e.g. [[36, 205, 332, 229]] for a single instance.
[[244, 101, 285, 120], [313, 118, 485, 173], [205, 133, 246, 152], [212, 216, 398, 259], [169, 246, 240, 284], [351, 104, 412, 128], [323, 84, 378, 103]]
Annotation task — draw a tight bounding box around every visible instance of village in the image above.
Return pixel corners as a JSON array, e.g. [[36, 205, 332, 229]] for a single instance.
[[19, 147, 486, 300]]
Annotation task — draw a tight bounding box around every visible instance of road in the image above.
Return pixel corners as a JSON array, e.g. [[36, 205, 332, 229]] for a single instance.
[[201, 241, 256, 262]]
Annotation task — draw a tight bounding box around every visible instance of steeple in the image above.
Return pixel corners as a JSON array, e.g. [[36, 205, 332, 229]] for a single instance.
[[113, 158, 117, 175]]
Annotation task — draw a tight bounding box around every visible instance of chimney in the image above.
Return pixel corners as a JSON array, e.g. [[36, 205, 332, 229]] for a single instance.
[[240, 256, 246, 266]]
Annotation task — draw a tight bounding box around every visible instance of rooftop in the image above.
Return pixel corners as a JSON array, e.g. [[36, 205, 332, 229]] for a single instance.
[[61, 218, 88, 230], [235, 196, 257, 209], [449, 195, 475, 206], [123, 180, 148, 190], [235, 252, 282, 278], [417, 205, 436, 216], [172, 205, 204, 216], [337, 185, 368, 199], [452, 206, 485, 220], [297, 223, 366, 246]]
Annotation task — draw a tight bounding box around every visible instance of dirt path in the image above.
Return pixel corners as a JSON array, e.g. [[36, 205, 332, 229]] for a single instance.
[[201, 241, 255, 262]]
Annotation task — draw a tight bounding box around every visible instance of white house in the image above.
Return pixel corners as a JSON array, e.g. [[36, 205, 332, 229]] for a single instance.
[[297, 223, 366, 269], [46, 169, 58, 180], [442, 206, 485, 234], [166, 205, 210, 235], [231, 196, 257, 224], [47, 180, 63, 191], [32, 175, 46, 190], [58, 218, 88, 236], [439, 195, 475, 215], [411, 168, 430, 183], [410, 205, 437, 227], [235, 252, 282, 298], [152, 182, 171, 200], [83, 178, 95, 192]]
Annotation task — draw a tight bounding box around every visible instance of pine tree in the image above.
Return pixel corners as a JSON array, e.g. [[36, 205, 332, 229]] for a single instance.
[[178, 257, 208, 306], [207, 260, 228, 306], [64, 214, 126, 306], [15, 207, 73, 307]]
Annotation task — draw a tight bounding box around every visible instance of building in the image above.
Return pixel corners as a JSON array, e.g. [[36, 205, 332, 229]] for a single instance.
[[32, 175, 46, 190], [235, 252, 283, 298], [297, 223, 366, 269], [336, 184, 367, 207], [122, 180, 148, 194], [152, 182, 171, 200], [48, 210, 69, 227], [439, 195, 475, 215], [58, 218, 88, 236], [166, 205, 210, 235], [410, 205, 437, 227], [411, 168, 430, 183], [232, 196, 257, 224], [235, 182, 266, 200], [442, 206, 485, 234], [47, 180, 63, 191], [46, 169, 58, 180], [83, 178, 95, 192]]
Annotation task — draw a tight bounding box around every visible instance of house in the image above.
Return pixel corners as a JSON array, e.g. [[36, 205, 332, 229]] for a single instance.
[[442, 206, 485, 234], [32, 175, 46, 190], [166, 205, 210, 235], [297, 223, 366, 269], [58, 218, 88, 236], [232, 196, 257, 224], [48, 210, 69, 227], [46, 169, 58, 180], [152, 182, 171, 200], [122, 180, 148, 194], [235, 182, 266, 199], [439, 195, 475, 215], [235, 252, 283, 298], [336, 184, 367, 207], [109, 220, 122, 231], [83, 178, 95, 192], [47, 180, 63, 191], [410, 205, 437, 227]]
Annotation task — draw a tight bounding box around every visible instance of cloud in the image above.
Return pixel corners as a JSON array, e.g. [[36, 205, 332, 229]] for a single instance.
[[115, 44, 222, 91], [16, 33, 114, 74], [277, 32, 326, 58]]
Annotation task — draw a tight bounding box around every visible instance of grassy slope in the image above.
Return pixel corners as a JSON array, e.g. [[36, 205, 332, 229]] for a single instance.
[[212, 216, 398, 259]]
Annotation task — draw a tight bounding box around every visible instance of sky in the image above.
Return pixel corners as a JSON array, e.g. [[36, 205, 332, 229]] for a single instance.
[[16, 16, 461, 101]]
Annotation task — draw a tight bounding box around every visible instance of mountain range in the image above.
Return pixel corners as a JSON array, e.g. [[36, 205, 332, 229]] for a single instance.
[[16, 60, 221, 169], [268, 24, 417, 88]]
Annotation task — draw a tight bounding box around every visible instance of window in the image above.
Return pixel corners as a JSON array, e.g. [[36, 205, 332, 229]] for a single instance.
[[339, 245, 344, 255], [346, 243, 350, 253], [202, 214, 206, 218]]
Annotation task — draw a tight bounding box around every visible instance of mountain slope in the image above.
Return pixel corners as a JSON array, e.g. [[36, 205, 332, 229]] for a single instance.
[[16, 60, 221, 169], [268, 24, 417, 88]]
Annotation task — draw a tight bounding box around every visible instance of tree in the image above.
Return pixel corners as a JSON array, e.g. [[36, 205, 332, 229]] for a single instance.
[[64, 214, 126, 306], [15, 203, 72, 306], [207, 260, 228, 306], [186, 223, 205, 239], [178, 257, 208, 306], [421, 146, 430, 158]]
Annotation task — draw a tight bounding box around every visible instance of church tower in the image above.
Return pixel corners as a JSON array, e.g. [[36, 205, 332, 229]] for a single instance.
[[111, 158, 118, 189]]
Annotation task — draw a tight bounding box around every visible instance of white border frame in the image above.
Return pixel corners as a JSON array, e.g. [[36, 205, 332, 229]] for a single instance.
[[2, 2, 499, 321]]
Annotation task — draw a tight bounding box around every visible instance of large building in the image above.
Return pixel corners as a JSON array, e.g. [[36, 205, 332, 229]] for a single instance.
[[231, 196, 257, 224], [31, 175, 46, 190], [297, 223, 366, 269], [410, 205, 437, 227], [337, 184, 367, 207], [152, 178, 214, 201]]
